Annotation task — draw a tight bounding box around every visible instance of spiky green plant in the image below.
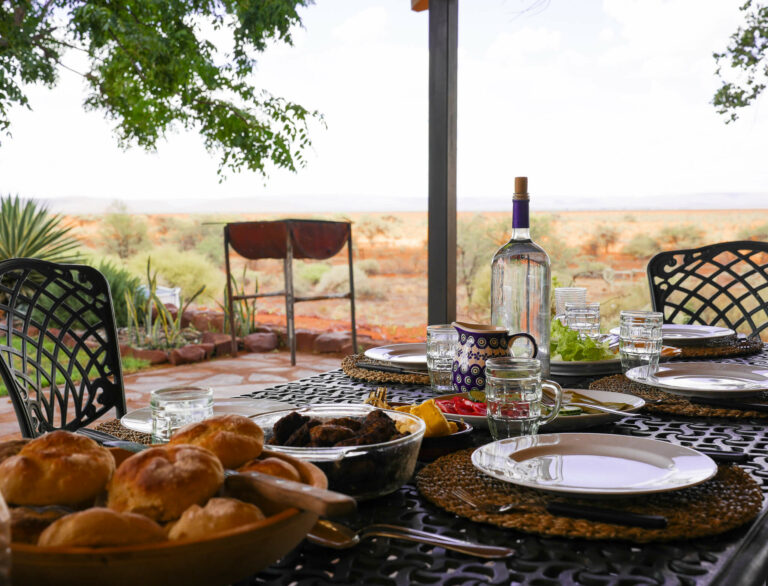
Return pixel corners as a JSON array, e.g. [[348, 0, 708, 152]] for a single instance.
[[0, 195, 81, 263]]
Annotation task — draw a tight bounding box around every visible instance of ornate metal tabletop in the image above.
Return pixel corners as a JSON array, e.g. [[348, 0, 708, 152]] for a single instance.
[[238, 348, 768, 586]]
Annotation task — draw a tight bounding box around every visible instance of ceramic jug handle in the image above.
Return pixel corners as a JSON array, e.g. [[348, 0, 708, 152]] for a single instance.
[[540, 381, 563, 425], [507, 333, 538, 358]]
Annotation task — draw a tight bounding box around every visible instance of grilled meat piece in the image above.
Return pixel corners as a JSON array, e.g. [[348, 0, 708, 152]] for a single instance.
[[309, 425, 356, 447], [271, 412, 309, 445], [327, 417, 362, 431], [283, 419, 322, 447]]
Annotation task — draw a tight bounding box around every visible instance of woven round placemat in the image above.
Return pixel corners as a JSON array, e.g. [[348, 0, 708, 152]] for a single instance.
[[674, 336, 763, 359], [342, 354, 430, 385], [589, 374, 768, 419], [95, 419, 153, 444], [416, 447, 761, 543]]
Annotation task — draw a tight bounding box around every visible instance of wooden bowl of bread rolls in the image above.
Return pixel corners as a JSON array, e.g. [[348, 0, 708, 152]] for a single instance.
[[4, 416, 327, 586]]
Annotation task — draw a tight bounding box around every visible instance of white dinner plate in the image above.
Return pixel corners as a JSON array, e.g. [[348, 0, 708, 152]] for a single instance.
[[364, 343, 428, 367], [471, 433, 717, 496], [121, 398, 295, 434], [436, 389, 644, 431], [609, 324, 736, 345], [627, 362, 768, 398]]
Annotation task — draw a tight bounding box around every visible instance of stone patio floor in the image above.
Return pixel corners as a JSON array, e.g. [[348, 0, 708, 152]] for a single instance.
[[0, 350, 343, 441]]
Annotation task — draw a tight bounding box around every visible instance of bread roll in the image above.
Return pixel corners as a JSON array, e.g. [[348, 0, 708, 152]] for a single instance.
[[107, 444, 224, 521], [10, 506, 70, 544], [38, 508, 166, 548], [167, 498, 264, 541], [238, 457, 301, 483], [0, 431, 115, 506], [169, 414, 264, 469]]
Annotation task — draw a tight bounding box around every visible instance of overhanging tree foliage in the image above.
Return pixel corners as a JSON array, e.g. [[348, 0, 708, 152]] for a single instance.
[[713, 1, 768, 122], [0, 0, 321, 177]]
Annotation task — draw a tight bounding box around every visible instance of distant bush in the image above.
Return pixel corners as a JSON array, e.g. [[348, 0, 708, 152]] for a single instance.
[[583, 224, 618, 256], [531, 214, 576, 270], [469, 264, 491, 318], [622, 234, 660, 259], [101, 202, 150, 259], [94, 260, 142, 327], [294, 262, 331, 295], [737, 222, 768, 241], [656, 224, 703, 250], [573, 260, 607, 279], [600, 282, 653, 330], [317, 265, 382, 299], [357, 258, 381, 275], [126, 246, 224, 303], [623, 214, 637, 223]]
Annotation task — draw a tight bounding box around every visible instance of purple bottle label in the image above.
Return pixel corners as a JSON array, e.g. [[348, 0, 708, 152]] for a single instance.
[[513, 199, 529, 229]]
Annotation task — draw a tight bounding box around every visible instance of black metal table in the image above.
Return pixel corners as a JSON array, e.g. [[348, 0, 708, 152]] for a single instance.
[[238, 349, 768, 586]]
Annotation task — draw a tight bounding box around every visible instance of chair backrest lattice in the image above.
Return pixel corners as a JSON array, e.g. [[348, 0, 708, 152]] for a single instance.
[[647, 241, 768, 339], [0, 259, 126, 438]]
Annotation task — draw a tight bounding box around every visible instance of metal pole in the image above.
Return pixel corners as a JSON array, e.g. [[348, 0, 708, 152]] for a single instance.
[[284, 227, 296, 366], [347, 228, 357, 353], [223, 226, 238, 356], [428, 0, 458, 325]]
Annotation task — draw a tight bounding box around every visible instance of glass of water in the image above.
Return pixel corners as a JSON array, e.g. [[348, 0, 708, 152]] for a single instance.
[[555, 287, 587, 321], [427, 324, 458, 392], [484, 358, 563, 440], [150, 386, 214, 443], [619, 311, 663, 381], [565, 302, 601, 339]]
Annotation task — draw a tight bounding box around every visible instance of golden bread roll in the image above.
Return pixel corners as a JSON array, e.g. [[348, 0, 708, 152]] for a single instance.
[[238, 457, 301, 483], [169, 414, 264, 469], [167, 498, 265, 541], [0, 431, 115, 506], [10, 506, 70, 544], [0, 439, 29, 464], [107, 444, 224, 521], [38, 507, 166, 547]]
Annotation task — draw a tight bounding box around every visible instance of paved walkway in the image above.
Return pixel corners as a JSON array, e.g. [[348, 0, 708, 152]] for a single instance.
[[0, 350, 342, 440]]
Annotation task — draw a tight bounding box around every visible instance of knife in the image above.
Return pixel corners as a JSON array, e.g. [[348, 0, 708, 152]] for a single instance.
[[356, 362, 429, 376], [547, 502, 668, 529], [689, 396, 768, 413]]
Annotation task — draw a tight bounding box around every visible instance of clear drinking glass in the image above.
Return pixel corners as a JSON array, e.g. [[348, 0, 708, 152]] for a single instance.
[[619, 311, 663, 381], [150, 386, 214, 443], [565, 302, 601, 339], [427, 324, 459, 392], [554, 287, 587, 320], [484, 358, 563, 441]]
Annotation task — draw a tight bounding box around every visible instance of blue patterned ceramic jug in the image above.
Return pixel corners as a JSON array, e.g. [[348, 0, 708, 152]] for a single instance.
[[450, 322, 538, 393]]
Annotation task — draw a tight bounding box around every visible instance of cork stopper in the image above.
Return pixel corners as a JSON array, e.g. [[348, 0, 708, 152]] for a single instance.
[[513, 177, 529, 200]]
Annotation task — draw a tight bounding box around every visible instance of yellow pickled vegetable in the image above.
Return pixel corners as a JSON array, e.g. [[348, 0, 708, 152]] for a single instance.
[[411, 399, 452, 438]]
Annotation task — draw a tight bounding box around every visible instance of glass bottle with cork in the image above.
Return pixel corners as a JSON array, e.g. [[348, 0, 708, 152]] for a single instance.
[[490, 176, 552, 377]]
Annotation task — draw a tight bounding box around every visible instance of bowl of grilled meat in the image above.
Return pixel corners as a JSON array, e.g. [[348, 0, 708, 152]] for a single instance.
[[251, 405, 425, 500]]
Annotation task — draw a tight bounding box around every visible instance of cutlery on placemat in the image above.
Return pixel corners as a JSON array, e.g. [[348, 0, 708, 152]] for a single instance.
[[452, 488, 667, 529], [696, 448, 749, 463], [357, 362, 428, 376], [688, 396, 768, 413]]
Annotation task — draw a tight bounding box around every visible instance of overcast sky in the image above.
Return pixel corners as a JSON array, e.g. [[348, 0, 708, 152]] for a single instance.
[[0, 0, 765, 212]]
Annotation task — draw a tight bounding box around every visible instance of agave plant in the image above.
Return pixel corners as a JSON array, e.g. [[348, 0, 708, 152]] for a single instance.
[[0, 195, 81, 263]]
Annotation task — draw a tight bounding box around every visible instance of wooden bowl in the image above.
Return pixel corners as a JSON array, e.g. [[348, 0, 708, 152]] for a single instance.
[[11, 449, 325, 586]]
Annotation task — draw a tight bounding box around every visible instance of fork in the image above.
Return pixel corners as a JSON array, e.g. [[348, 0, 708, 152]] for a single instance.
[[452, 487, 667, 528], [452, 487, 535, 513]]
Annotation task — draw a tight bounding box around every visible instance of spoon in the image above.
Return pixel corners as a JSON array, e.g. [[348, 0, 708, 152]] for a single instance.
[[306, 519, 515, 559]]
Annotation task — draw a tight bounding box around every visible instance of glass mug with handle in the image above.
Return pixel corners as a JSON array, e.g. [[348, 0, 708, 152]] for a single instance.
[[484, 357, 563, 440]]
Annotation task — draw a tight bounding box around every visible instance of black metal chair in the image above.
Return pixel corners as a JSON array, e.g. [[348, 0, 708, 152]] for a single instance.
[[0, 258, 126, 438], [647, 240, 768, 339]]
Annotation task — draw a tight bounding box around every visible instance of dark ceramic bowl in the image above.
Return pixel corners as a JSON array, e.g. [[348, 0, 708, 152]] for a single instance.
[[417, 420, 474, 462]]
